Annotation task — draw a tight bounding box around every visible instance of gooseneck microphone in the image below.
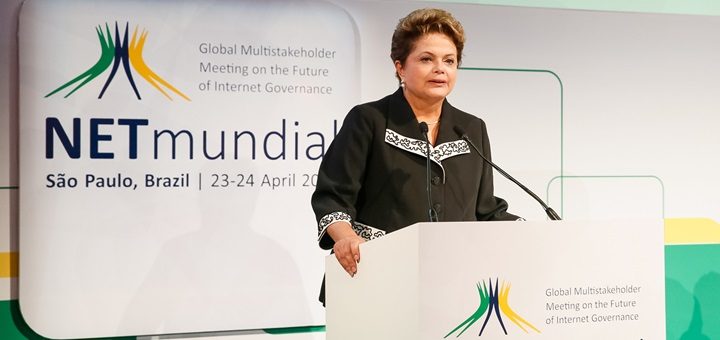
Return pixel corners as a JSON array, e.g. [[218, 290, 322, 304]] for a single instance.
[[453, 126, 562, 220], [419, 122, 439, 222]]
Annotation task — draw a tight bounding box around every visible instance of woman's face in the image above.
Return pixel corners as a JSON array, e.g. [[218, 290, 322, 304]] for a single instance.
[[395, 32, 458, 105]]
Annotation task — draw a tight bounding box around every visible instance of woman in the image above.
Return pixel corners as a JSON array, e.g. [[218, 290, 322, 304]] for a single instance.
[[311, 8, 519, 304]]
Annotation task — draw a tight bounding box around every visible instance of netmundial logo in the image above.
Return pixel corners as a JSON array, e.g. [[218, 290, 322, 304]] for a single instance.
[[46, 22, 190, 101], [445, 278, 541, 337]]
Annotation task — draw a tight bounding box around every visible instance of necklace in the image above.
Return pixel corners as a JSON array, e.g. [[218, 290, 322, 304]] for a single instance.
[[424, 120, 439, 125]]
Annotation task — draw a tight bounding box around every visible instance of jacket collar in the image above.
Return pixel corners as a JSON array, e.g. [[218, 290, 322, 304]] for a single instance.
[[384, 88, 470, 183]]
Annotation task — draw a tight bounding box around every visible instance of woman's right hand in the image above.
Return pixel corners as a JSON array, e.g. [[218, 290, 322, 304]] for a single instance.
[[327, 221, 365, 277]]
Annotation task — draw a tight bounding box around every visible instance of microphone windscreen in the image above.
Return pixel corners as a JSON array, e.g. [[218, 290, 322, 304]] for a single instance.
[[453, 125, 467, 138], [419, 122, 429, 133]]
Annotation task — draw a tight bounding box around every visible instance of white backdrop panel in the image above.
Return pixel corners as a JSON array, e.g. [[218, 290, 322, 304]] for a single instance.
[[20, 0, 357, 337]]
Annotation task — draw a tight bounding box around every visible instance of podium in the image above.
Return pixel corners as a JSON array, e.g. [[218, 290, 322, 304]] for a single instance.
[[325, 220, 665, 339]]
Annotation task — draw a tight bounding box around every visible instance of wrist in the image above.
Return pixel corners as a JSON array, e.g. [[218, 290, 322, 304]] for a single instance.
[[327, 220, 357, 241]]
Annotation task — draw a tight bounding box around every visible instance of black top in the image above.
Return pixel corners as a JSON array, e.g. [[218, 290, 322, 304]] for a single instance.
[[312, 88, 519, 250]]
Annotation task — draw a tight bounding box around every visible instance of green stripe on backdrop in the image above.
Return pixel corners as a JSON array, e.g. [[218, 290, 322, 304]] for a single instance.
[[0, 300, 49, 340], [264, 326, 326, 334], [0, 298, 326, 338], [665, 244, 720, 340], [0, 300, 136, 340]]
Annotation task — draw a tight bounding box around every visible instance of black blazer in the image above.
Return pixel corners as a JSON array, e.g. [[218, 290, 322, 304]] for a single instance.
[[312, 88, 519, 250]]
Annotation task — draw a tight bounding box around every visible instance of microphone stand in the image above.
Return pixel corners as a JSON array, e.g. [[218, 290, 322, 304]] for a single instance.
[[419, 122, 439, 222]]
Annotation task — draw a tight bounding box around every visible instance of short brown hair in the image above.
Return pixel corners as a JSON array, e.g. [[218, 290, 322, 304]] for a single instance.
[[391, 8, 465, 79]]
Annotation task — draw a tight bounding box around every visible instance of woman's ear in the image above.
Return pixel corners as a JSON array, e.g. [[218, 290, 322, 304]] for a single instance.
[[394, 60, 404, 78]]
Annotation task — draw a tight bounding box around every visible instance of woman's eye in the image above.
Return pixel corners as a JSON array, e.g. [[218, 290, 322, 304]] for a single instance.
[[445, 59, 456, 65], [421, 57, 432, 62]]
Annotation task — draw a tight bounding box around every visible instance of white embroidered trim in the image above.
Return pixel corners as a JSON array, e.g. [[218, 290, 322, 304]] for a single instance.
[[317, 213, 386, 243], [317, 212, 352, 241], [352, 221, 386, 242], [384, 129, 470, 183]]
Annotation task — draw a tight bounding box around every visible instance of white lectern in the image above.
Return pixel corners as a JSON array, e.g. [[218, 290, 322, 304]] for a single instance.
[[326, 220, 665, 339]]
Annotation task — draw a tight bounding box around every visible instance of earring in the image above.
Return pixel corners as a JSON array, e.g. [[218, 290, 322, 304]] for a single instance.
[[400, 79, 406, 88]]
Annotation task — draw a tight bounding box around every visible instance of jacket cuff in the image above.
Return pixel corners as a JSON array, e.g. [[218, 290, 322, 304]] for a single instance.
[[350, 221, 386, 242], [317, 212, 352, 249]]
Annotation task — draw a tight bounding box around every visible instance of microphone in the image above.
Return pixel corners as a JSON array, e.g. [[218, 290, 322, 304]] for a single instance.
[[453, 126, 562, 220], [419, 122, 439, 222]]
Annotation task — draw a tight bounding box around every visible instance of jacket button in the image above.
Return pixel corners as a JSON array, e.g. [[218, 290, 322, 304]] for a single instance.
[[431, 176, 440, 185]]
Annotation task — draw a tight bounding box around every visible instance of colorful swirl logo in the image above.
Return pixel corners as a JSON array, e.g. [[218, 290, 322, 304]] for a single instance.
[[46, 22, 190, 101], [445, 278, 541, 337]]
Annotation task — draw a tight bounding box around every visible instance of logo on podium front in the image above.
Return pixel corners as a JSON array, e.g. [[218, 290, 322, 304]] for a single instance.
[[445, 278, 541, 337]]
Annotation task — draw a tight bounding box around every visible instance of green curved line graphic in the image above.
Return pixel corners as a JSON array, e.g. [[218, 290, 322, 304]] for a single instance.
[[460, 67, 564, 216], [545, 175, 665, 218]]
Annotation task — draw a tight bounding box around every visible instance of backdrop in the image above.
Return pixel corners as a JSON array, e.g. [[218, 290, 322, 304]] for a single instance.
[[3, 0, 719, 339]]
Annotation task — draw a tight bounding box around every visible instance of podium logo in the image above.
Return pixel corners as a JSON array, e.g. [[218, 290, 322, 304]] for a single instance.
[[445, 279, 540, 337], [45, 22, 190, 101]]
